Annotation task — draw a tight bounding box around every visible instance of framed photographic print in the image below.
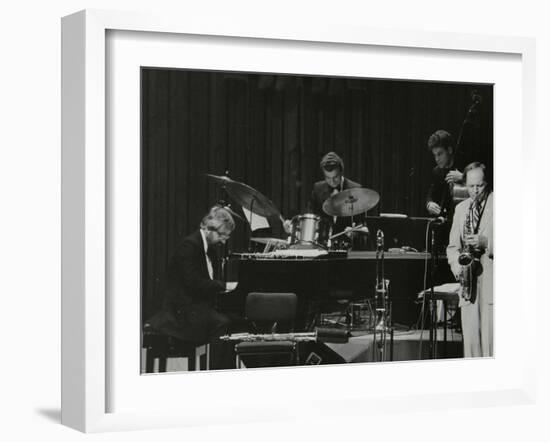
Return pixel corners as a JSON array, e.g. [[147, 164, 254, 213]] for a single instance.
[[62, 9, 536, 432]]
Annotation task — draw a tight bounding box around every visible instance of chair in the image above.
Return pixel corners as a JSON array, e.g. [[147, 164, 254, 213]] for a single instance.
[[234, 292, 298, 368], [141, 323, 209, 373]]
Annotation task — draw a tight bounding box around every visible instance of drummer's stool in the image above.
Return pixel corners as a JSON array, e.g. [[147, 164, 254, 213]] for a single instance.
[[142, 323, 209, 373]]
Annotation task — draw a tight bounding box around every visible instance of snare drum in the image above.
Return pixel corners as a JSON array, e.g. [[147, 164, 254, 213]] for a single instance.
[[291, 213, 321, 245]]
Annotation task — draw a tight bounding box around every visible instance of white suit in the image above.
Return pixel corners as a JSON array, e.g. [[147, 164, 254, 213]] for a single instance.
[[447, 192, 493, 358]]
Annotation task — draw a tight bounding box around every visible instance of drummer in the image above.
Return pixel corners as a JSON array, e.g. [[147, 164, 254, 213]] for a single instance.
[[308, 152, 368, 249]]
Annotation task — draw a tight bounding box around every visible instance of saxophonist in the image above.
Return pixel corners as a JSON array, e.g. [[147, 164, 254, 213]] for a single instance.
[[447, 162, 493, 358]]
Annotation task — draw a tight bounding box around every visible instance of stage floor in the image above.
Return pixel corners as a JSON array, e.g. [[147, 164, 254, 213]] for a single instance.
[[325, 327, 463, 363], [143, 326, 464, 373]]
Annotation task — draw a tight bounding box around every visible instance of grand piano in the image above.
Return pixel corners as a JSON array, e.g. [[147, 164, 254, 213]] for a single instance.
[[221, 250, 454, 329]]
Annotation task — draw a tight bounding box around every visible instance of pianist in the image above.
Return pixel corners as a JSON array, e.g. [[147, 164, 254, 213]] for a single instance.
[[147, 205, 236, 370]]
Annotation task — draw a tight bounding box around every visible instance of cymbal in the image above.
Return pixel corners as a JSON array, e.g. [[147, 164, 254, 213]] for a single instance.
[[322, 187, 380, 217], [250, 237, 288, 246], [226, 182, 281, 218], [205, 174, 281, 218], [205, 173, 237, 185], [215, 203, 244, 221]]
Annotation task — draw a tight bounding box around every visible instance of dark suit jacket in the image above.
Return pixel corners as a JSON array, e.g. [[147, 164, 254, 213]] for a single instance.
[[164, 230, 224, 307], [308, 177, 364, 242], [147, 230, 226, 343]]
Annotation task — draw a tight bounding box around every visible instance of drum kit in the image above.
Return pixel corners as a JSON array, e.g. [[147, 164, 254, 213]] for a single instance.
[[206, 173, 380, 250], [207, 173, 391, 343]]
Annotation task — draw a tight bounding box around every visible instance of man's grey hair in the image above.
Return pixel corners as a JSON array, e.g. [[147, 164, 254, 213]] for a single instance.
[[200, 206, 236, 232]]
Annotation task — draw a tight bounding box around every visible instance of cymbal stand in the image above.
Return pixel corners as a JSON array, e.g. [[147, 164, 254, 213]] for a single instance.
[[333, 196, 357, 250], [247, 197, 257, 252], [327, 224, 333, 249], [216, 170, 231, 281], [347, 196, 356, 228], [349, 197, 355, 250], [214, 170, 230, 212]]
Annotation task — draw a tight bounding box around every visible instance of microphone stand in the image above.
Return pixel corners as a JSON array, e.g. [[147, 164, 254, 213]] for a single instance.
[[218, 170, 231, 282], [373, 229, 392, 362], [428, 224, 438, 359], [248, 197, 256, 252], [349, 197, 356, 250], [455, 93, 481, 158], [427, 217, 449, 359]]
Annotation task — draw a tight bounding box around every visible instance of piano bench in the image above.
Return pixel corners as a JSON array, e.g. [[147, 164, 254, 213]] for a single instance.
[[142, 328, 209, 373]]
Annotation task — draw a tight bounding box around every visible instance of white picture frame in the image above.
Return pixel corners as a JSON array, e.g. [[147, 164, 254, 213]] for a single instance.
[[61, 9, 537, 433]]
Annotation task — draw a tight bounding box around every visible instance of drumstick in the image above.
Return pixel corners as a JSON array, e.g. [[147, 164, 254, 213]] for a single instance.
[[328, 224, 366, 240]]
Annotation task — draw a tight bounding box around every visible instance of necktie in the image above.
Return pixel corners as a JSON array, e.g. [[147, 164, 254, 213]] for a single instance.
[[471, 198, 482, 233]]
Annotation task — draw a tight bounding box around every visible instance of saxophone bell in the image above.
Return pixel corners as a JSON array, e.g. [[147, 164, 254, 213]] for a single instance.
[[458, 246, 483, 267], [458, 250, 474, 266], [458, 251, 483, 301]]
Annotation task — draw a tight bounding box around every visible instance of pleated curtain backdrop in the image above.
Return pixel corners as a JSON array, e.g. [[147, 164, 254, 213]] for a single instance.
[[141, 68, 493, 319]]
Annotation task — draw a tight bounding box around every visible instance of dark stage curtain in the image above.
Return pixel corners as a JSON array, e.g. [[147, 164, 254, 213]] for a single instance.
[[141, 68, 493, 319]]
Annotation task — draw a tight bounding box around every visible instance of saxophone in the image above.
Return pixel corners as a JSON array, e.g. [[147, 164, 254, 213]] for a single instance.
[[458, 196, 484, 301]]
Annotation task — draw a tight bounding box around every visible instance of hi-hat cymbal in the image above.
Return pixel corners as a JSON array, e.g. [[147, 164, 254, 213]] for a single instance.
[[322, 187, 380, 217], [205, 174, 281, 218]]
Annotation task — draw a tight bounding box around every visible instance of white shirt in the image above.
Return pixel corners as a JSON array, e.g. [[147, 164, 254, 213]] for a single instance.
[[199, 229, 214, 280]]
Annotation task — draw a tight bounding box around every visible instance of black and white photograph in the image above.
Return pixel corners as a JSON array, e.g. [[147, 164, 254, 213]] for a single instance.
[[140, 68, 494, 372], [3, 0, 547, 439]]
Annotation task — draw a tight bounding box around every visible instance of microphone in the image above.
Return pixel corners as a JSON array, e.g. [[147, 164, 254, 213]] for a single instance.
[[469, 91, 483, 113], [471, 89, 483, 105], [376, 229, 384, 249]]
